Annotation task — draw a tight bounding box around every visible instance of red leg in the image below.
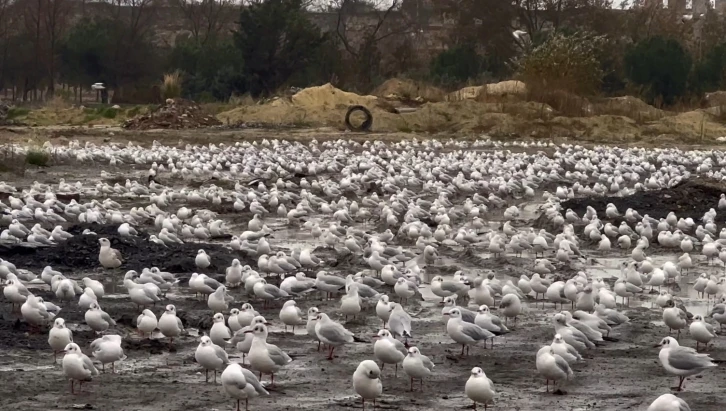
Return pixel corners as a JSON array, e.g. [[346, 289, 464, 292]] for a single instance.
[[410, 377, 413, 392], [70, 380, 74, 394]]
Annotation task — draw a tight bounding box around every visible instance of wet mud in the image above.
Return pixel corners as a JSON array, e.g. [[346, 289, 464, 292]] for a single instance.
[[561, 179, 726, 222]]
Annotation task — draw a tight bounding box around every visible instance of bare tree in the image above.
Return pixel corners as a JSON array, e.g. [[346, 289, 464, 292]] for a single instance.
[[334, 0, 413, 89], [170, 0, 235, 44], [43, 0, 71, 96]]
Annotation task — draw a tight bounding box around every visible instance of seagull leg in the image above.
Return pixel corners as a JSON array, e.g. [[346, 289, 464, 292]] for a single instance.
[[394, 363, 397, 377], [546, 379, 549, 393], [270, 373, 274, 387], [205, 368, 209, 383], [410, 377, 413, 392], [461, 344, 465, 356], [420, 378, 423, 391], [236, 399, 240, 411], [362, 397, 365, 410], [70, 380, 74, 394], [245, 398, 248, 411]]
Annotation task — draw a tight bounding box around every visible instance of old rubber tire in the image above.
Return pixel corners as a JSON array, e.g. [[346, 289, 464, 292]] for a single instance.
[[345, 105, 373, 132]]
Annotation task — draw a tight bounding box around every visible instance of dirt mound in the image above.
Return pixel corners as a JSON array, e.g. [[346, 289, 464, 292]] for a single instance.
[[560, 179, 726, 222], [218, 83, 405, 130], [291, 83, 378, 108], [446, 81, 527, 102], [0, 223, 254, 272], [704, 91, 726, 107], [372, 78, 445, 103], [593, 96, 664, 121], [122, 98, 221, 130]]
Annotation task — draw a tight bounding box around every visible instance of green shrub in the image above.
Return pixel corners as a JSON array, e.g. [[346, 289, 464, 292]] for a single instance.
[[126, 106, 141, 117], [6, 107, 30, 119], [624, 36, 692, 105], [26, 150, 50, 166], [100, 107, 117, 119], [430, 43, 485, 87]]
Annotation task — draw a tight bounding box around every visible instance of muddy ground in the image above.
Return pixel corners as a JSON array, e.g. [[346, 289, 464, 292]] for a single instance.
[[562, 179, 726, 223], [0, 141, 723, 411], [0, 244, 723, 411]]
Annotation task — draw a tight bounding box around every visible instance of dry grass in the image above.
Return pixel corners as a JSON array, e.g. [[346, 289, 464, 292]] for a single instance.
[[161, 72, 182, 100]]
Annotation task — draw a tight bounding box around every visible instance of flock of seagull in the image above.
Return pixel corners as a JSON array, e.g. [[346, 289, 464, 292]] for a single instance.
[[1, 138, 725, 410]]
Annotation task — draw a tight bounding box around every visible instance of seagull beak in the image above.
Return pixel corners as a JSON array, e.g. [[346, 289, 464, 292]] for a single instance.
[[652, 343, 661, 348], [264, 322, 271, 325], [438, 301, 445, 305], [243, 330, 253, 334], [443, 313, 450, 316]]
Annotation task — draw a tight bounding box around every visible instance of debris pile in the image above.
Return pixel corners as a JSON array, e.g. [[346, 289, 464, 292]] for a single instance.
[[122, 98, 221, 130]]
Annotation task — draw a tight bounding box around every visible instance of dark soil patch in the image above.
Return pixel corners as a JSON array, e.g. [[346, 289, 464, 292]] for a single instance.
[[561, 179, 726, 222], [0, 223, 255, 272]]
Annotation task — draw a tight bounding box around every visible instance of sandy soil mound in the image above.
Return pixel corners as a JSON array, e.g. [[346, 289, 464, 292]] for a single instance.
[[215, 82, 726, 140], [372, 78, 446, 102], [218, 83, 404, 130], [593, 96, 664, 121], [561, 179, 726, 222], [123, 98, 221, 130], [446, 80, 527, 101]]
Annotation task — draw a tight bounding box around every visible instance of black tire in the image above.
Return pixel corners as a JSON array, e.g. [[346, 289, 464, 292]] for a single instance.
[[345, 105, 373, 132]]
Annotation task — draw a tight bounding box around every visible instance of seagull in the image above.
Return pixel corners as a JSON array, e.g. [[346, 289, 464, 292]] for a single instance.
[[210, 312, 232, 347], [48, 318, 73, 362], [445, 308, 495, 355], [402, 346, 434, 392], [279, 300, 305, 333], [245, 323, 292, 386], [221, 363, 269, 411], [646, 393, 691, 411], [195, 335, 229, 383], [98, 238, 122, 269], [657, 336, 716, 391], [315, 312, 355, 360], [195, 249, 211, 270], [373, 329, 407, 377], [91, 334, 126, 373], [84, 302, 115, 333], [536, 345, 572, 393], [62, 343, 99, 394], [136, 309, 158, 338], [158, 304, 184, 345], [353, 360, 383, 410], [465, 367, 495, 411]]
